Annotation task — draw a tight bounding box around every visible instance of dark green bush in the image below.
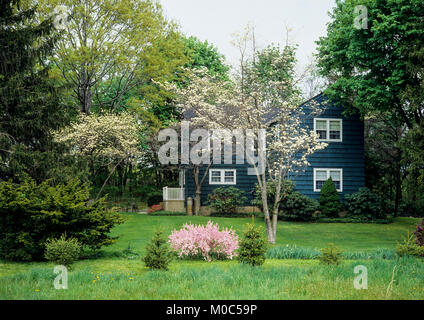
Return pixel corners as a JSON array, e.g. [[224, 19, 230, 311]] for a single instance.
[[0, 178, 124, 261], [147, 192, 163, 207], [345, 187, 385, 220], [143, 229, 173, 270], [317, 243, 344, 265], [44, 234, 81, 268], [319, 178, 343, 217], [237, 223, 267, 266], [207, 186, 247, 215], [280, 191, 319, 221]]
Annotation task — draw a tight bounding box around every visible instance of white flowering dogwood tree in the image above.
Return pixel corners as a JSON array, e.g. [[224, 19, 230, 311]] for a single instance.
[[54, 112, 143, 200], [237, 44, 328, 243]]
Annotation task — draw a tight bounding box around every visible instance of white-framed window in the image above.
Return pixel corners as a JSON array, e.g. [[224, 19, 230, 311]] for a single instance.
[[314, 118, 342, 142], [209, 169, 236, 185], [313, 168, 343, 192]]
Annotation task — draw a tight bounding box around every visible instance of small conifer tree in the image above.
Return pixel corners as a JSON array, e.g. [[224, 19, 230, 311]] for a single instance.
[[143, 229, 173, 270], [319, 178, 343, 217], [237, 221, 267, 266], [317, 243, 344, 265]]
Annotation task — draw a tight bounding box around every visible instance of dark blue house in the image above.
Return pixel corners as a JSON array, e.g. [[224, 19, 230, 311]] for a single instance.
[[180, 93, 365, 209]]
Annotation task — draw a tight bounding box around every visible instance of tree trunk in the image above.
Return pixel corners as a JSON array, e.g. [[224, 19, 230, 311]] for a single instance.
[[95, 159, 123, 201], [78, 66, 93, 115], [272, 206, 279, 243], [394, 166, 402, 215], [260, 178, 275, 243]]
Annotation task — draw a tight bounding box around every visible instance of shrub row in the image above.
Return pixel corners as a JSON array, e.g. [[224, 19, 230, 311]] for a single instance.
[[208, 183, 387, 222]]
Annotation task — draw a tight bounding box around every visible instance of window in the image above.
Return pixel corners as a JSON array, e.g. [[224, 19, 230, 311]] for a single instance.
[[313, 168, 343, 192], [314, 118, 342, 142], [209, 169, 236, 185]]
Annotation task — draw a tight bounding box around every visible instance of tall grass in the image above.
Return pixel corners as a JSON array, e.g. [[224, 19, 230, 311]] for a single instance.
[[1, 257, 423, 300], [266, 245, 320, 259], [266, 245, 397, 260]]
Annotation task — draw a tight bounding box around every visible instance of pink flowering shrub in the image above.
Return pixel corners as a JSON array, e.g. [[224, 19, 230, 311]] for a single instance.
[[168, 221, 239, 261]]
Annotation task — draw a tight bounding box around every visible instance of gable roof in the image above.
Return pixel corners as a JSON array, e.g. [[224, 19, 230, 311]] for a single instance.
[[182, 92, 328, 126]]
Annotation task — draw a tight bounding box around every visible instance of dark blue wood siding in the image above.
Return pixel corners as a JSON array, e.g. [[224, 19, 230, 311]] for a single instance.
[[184, 94, 365, 204], [292, 94, 365, 200]]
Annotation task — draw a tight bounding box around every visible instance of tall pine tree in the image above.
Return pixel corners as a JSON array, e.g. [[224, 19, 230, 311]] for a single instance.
[[0, 0, 74, 182]]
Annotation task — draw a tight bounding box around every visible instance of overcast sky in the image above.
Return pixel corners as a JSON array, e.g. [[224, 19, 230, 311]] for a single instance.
[[160, 0, 336, 72]]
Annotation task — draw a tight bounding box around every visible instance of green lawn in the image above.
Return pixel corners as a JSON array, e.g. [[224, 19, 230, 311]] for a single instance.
[[0, 214, 422, 300], [104, 214, 421, 254]]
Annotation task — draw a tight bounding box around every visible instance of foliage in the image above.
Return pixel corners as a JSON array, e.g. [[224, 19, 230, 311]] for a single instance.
[[345, 187, 385, 220], [183, 36, 229, 80], [395, 234, 424, 258], [316, 0, 424, 129], [207, 187, 247, 215], [364, 117, 405, 215], [147, 204, 163, 214], [317, 243, 344, 265], [401, 125, 424, 215], [1, 257, 424, 299], [237, 223, 267, 266], [266, 245, 320, 260], [30, 0, 188, 115], [54, 113, 142, 163], [0, 0, 74, 183], [0, 177, 124, 261], [44, 234, 82, 268], [413, 219, 424, 247], [318, 217, 392, 224], [280, 191, 319, 222], [319, 178, 343, 217], [121, 243, 140, 260], [147, 192, 163, 207], [54, 113, 143, 199], [143, 229, 173, 270], [168, 221, 239, 261], [398, 199, 424, 218], [135, 185, 161, 201], [266, 246, 396, 260]]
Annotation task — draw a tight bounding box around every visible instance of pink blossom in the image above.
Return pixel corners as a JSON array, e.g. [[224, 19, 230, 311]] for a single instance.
[[168, 221, 239, 261]]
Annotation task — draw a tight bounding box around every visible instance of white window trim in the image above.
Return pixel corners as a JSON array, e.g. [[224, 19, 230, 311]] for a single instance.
[[209, 169, 237, 185], [313, 118, 343, 142], [313, 168, 343, 192]]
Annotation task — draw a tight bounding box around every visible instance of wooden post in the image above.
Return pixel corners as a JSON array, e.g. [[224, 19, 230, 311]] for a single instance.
[[187, 197, 193, 216]]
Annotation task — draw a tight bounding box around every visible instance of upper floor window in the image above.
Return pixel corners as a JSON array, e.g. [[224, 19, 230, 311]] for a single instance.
[[209, 169, 236, 185], [313, 168, 343, 192], [314, 118, 342, 142]]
